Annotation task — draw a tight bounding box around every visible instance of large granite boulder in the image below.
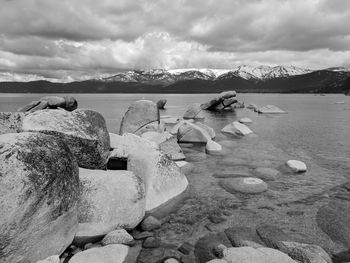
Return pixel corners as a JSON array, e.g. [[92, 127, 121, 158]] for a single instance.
[[0, 132, 79, 263], [75, 168, 145, 246], [183, 103, 205, 120], [0, 112, 24, 134], [69, 244, 129, 263], [109, 133, 188, 211], [22, 109, 110, 169], [201, 91, 237, 111], [177, 122, 211, 143], [141, 131, 185, 161], [119, 100, 161, 135]]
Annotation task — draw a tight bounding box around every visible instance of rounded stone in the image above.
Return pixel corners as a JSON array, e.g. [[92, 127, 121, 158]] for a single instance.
[[219, 177, 268, 194], [254, 167, 280, 181], [286, 160, 307, 173]]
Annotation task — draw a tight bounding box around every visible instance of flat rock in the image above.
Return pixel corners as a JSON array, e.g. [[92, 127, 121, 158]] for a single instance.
[[257, 104, 287, 114], [286, 160, 307, 173], [101, 229, 134, 246], [0, 132, 79, 263], [219, 177, 268, 194], [254, 167, 280, 181], [119, 100, 160, 135], [69, 244, 129, 263], [22, 109, 110, 169], [239, 117, 252, 124], [0, 112, 24, 134], [75, 169, 145, 246]]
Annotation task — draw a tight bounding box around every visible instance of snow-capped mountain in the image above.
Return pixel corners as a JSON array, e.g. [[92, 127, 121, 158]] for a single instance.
[[99, 65, 313, 84]]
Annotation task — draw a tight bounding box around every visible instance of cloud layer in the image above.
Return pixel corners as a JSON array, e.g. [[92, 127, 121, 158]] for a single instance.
[[0, 0, 350, 81]]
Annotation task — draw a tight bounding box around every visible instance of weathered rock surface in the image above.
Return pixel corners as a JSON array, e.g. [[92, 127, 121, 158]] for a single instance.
[[75, 168, 145, 246], [219, 177, 268, 194], [69, 244, 129, 263], [110, 133, 188, 211], [175, 161, 194, 175], [177, 122, 211, 143], [257, 104, 287, 114], [156, 98, 167, 109], [206, 140, 222, 154], [183, 103, 205, 120], [142, 131, 185, 161], [222, 246, 297, 263], [201, 91, 237, 111], [119, 100, 160, 135], [221, 121, 253, 136], [0, 132, 79, 263], [256, 224, 294, 249], [101, 229, 134, 246], [195, 122, 216, 139], [18, 96, 78, 112], [22, 109, 110, 169], [0, 112, 24, 134], [280, 241, 332, 263], [140, 216, 162, 231], [36, 255, 60, 263], [286, 160, 307, 173]]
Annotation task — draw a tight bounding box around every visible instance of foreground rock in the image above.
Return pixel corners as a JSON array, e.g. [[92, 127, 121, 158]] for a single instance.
[[119, 100, 161, 135], [109, 133, 188, 211], [219, 177, 268, 194], [224, 227, 264, 248], [36, 255, 60, 263], [22, 109, 110, 169], [76, 168, 145, 246], [183, 103, 205, 120], [257, 104, 287, 114], [221, 121, 253, 136], [69, 244, 129, 263], [101, 229, 134, 246], [156, 98, 167, 109], [0, 112, 24, 134], [286, 160, 307, 173], [142, 131, 185, 161], [18, 96, 78, 112], [177, 121, 211, 143], [0, 132, 79, 263], [201, 91, 237, 111]]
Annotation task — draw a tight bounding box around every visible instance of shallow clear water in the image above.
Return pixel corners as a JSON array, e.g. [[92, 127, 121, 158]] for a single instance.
[[1, 93, 350, 254]]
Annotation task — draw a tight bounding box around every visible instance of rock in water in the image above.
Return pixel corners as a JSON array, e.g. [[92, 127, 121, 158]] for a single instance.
[[183, 103, 205, 120], [75, 169, 145, 246], [201, 91, 237, 111], [101, 229, 134, 246], [156, 98, 167, 109], [221, 121, 253, 136], [195, 122, 216, 139], [0, 132, 79, 263], [0, 112, 24, 134], [257, 105, 287, 114], [22, 109, 110, 169], [177, 122, 211, 143], [224, 227, 264, 248], [219, 177, 268, 194], [109, 133, 188, 211], [256, 224, 294, 249], [239, 117, 252, 124], [206, 140, 222, 154], [119, 100, 160, 135], [286, 160, 307, 173], [69, 244, 129, 263], [40, 96, 66, 109], [36, 255, 60, 263]]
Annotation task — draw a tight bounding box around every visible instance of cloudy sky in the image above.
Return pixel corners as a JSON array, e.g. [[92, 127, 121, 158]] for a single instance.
[[1, 0, 350, 81]]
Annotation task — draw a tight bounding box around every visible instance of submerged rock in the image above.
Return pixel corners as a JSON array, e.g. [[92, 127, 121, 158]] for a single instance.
[[224, 227, 264, 248], [256, 224, 294, 249], [219, 177, 268, 194], [0, 132, 79, 263], [75, 169, 145, 246], [183, 103, 205, 120], [0, 112, 24, 134], [286, 160, 307, 173], [257, 104, 287, 114], [119, 100, 160, 135], [254, 167, 280, 181], [69, 244, 129, 263], [156, 98, 167, 109], [239, 117, 252, 124], [221, 121, 253, 136], [22, 109, 110, 169], [140, 216, 162, 231]]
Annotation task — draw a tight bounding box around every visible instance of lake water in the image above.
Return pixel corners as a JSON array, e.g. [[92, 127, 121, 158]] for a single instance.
[[1, 93, 350, 256]]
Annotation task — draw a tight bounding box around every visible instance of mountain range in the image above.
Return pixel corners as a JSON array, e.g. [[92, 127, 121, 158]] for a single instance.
[[1, 65, 349, 94]]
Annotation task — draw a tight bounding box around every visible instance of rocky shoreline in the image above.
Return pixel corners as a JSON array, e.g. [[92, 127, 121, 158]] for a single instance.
[[0, 92, 349, 263]]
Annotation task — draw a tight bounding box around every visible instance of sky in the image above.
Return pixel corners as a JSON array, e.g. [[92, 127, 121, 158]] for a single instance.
[[0, 0, 350, 82]]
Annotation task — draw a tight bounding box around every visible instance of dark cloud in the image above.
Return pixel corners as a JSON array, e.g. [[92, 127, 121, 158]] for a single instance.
[[0, 0, 350, 81]]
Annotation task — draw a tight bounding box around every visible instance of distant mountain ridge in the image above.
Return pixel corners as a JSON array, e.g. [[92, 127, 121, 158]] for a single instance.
[[0, 65, 349, 94]]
